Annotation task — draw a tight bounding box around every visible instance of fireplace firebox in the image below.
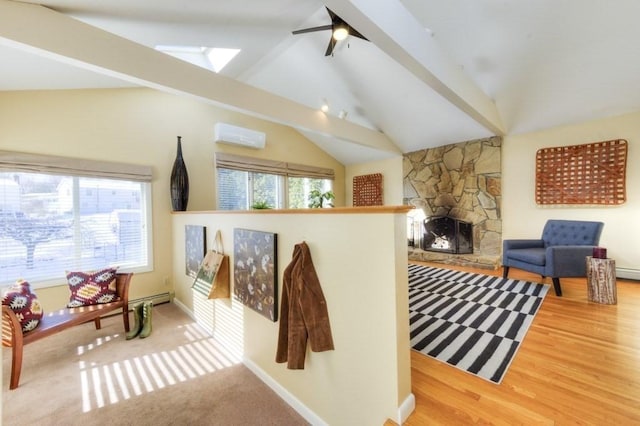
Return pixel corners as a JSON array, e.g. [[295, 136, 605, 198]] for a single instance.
[[423, 216, 473, 254]]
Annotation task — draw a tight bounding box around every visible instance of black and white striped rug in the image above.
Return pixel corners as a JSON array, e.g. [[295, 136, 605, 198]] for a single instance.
[[408, 264, 549, 384]]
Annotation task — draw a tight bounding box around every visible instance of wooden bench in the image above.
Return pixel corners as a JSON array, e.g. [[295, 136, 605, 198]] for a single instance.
[[2, 272, 132, 390]]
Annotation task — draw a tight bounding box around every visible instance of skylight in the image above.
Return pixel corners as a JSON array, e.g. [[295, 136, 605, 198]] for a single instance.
[[155, 46, 240, 73]]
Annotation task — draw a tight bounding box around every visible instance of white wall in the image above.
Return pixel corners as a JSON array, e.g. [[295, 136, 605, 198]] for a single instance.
[[345, 156, 404, 206], [0, 88, 345, 306], [503, 111, 640, 277], [171, 208, 413, 425]]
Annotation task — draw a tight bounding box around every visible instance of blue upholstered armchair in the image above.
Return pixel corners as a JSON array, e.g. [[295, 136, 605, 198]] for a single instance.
[[502, 220, 604, 296]]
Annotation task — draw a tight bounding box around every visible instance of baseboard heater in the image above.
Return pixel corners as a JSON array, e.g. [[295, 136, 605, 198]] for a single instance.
[[99, 292, 173, 321], [129, 291, 173, 307]]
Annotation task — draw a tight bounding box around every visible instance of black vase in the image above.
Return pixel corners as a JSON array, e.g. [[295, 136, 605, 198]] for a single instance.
[[170, 136, 189, 211]]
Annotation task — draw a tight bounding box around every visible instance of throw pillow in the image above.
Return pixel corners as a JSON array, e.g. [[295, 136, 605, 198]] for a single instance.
[[66, 267, 118, 308], [2, 279, 44, 333]]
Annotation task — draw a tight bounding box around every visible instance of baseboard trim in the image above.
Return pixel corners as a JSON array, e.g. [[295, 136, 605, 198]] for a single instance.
[[243, 358, 328, 426], [617, 268, 640, 281], [398, 393, 416, 425], [171, 297, 193, 319]]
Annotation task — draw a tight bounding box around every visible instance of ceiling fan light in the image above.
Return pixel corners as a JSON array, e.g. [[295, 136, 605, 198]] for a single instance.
[[333, 26, 349, 41]]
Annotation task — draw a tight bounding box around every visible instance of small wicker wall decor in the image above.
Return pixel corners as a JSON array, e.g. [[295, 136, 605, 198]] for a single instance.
[[535, 139, 627, 205], [353, 173, 383, 206]]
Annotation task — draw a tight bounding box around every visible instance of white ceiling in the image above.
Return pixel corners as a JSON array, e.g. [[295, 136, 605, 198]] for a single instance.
[[2, 0, 640, 165]]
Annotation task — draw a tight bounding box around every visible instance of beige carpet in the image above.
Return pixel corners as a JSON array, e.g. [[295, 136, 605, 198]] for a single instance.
[[2, 303, 308, 426]]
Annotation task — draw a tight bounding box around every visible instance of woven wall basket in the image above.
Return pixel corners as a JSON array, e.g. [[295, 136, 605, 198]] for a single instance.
[[535, 139, 627, 205], [353, 173, 383, 206]]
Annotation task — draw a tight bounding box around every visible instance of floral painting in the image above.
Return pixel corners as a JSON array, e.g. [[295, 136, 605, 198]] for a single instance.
[[233, 228, 278, 322], [185, 225, 206, 278]]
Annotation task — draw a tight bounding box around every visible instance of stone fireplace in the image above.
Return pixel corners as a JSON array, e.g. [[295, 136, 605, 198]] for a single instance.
[[403, 136, 502, 269]]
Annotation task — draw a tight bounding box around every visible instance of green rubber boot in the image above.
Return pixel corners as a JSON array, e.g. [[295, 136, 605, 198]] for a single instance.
[[126, 303, 144, 340], [139, 301, 153, 339]]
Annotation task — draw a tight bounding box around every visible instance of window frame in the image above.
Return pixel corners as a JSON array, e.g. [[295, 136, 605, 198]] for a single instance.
[[0, 151, 154, 289], [214, 153, 334, 210]]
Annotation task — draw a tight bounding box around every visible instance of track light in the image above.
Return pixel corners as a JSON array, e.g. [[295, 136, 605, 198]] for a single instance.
[[320, 99, 329, 113]]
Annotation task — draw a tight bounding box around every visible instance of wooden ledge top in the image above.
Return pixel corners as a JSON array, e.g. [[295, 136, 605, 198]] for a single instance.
[[173, 205, 414, 215]]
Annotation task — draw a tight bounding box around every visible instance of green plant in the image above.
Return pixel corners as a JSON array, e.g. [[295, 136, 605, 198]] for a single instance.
[[323, 190, 335, 207], [307, 190, 335, 208], [251, 200, 272, 209]]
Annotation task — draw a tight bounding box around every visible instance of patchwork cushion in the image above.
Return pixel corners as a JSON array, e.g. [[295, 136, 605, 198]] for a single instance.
[[66, 268, 118, 308], [2, 279, 44, 333]]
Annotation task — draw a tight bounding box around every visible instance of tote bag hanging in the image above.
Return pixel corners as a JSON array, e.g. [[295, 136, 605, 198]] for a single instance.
[[192, 230, 230, 298]]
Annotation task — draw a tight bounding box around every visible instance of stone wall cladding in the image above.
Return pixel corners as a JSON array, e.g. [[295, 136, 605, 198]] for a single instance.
[[404, 136, 502, 269]]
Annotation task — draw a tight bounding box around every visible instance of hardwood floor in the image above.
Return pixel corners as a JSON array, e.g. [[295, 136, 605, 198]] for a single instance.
[[396, 262, 640, 425]]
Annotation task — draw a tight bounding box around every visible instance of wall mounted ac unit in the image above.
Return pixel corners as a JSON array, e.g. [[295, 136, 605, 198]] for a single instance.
[[214, 123, 266, 149]]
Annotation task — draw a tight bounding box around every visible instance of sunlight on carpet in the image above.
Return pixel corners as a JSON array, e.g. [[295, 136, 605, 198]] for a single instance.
[[193, 290, 244, 360], [76, 322, 242, 413]]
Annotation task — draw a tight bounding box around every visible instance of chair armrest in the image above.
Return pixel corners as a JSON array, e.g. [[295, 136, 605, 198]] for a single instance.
[[503, 239, 544, 250], [546, 245, 596, 276]]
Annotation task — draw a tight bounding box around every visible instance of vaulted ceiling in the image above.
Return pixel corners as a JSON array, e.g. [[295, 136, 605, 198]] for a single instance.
[[2, 0, 640, 164]]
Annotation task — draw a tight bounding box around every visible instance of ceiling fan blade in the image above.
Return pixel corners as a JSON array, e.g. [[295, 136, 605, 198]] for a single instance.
[[325, 37, 337, 56], [292, 24, 332, 35], [348, 27, 369, 41], [326, 7, 338, 22], [296, 6, 370, 56]]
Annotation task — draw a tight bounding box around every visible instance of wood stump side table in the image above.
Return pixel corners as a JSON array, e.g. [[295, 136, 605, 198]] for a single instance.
[[586, 256, 617, 304]]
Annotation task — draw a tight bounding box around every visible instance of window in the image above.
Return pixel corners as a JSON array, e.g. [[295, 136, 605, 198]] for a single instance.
[[217, 169, 285, 209], [155, 45, 241, 73], [215, 153, 334, 210], [0, 152, 153, 287], [287, 177, 332, 208]]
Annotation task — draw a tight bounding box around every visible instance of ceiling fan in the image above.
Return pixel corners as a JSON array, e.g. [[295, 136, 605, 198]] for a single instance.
[[292, 7, 369, 56]]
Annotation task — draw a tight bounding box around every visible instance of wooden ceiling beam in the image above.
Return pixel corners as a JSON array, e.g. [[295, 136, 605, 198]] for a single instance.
[[325, 0, 506, 135], [0, 0, 401, 155]]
